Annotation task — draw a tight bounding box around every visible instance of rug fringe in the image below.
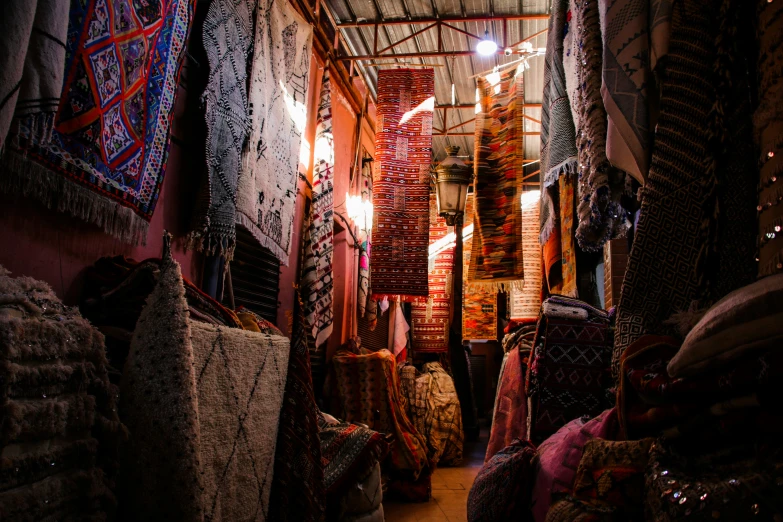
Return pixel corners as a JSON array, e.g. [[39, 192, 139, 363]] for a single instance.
[[542, 157, 578, 188], [0, 149, 149, 245], [466, 279, 525, 293], [236, 212, 291, 266], [370, 293, 429, 304], [185, 229, 236, 261]]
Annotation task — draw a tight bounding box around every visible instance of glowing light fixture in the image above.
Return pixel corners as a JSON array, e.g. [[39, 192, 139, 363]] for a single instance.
[[476, 31, 498, 56]]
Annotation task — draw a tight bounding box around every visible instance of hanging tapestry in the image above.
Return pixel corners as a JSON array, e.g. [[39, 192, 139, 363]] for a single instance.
[[755, 0, 783, 278], [411, 194, 453, 353], [237, 0, 312, 264], [614, 0, 757, 376], [189, 0, 253, 257], [463, 194, 498, 340], [371, 68, 434, 301], [572, 0, 628, 252], [560, 174, 578, 297], [469, 68, 525, 290], [357, 156, 373, 317], [0, 0, 69, 149], [0, 0, 195, 245], [302, 72, 334, 349], [510, 190, 543, 320], [600, 0, 672, 185]]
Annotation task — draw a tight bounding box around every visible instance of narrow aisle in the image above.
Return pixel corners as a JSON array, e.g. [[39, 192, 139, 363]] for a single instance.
[[384, 431, 487, 522]]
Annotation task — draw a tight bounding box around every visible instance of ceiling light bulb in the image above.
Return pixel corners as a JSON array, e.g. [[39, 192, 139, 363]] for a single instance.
[[476, 31, 498, 56]]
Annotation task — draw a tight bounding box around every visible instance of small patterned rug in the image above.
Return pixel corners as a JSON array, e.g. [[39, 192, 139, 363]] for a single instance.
[[371, 68, 434, 301], [237, 0, 313, 264], [1, 0, 195, 245], [469, 68, 525, 290], [411, 194, 453, 353], [510, 190, 543, 320]]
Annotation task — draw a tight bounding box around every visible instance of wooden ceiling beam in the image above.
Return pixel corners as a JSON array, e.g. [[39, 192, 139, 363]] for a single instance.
[[336, 14, 549, 27]]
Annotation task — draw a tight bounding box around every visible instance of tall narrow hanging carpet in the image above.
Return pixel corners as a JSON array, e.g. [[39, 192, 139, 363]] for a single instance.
[[189, 0, 253, 258], [357, 155, 374, 318], [302, 71, 334, 349], [463, 194, 498, 341], [0, 0, 196, 245], [411, 193, 454, 353], [510, 190, 543, 320], [469, 68, 525, 290], [371, 68, 434, 301], [237, 0, 313, 264]]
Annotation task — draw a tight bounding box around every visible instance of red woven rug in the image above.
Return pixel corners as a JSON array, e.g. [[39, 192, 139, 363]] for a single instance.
[[411, 194, 454, 353], [468, 69, 525, 290], [371, 69, 434, 301], [463, 194, 498, 340]]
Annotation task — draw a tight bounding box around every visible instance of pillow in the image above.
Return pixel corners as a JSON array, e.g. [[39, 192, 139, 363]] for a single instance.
[[667, 273, 783, 378]]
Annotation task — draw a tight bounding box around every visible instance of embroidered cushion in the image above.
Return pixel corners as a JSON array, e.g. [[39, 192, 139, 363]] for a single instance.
[[667, 273, 783, 378]]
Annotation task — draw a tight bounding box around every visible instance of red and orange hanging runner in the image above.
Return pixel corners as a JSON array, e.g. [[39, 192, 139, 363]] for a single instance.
[[371, 68, 434, 301]]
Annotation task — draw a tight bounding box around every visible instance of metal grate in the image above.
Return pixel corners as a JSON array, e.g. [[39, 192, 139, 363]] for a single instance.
[[228, 227, 281, 324]]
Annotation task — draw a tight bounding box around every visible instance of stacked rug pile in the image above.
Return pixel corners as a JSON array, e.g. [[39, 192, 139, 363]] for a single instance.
[[400, 362, 464, 467], [0, 265, 125, 520], [526, 296, 613, 444], [120, 253, 291, 521]]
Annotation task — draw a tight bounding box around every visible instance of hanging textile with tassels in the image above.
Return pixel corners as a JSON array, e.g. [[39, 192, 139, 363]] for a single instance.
[[468, 67, 525, 291]]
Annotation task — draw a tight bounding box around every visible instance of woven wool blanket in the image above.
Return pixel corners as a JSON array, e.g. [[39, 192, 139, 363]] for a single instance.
[[463, 194, 498, 341], [0, 266, 124, 520], [469, 68, 525, 290], [1, 0, 194, 245], [600, 0, 673, 185], [411, 193, 453, 353], [332, 349, 429, 479], [614, 0, 757, 376], [122, 255, 290, 522], [319, 416, 389, 496], [302, 72, 334, 349], [510, 190, 543, 320], [0, 0, 69, 150], [237, 0, 313, 264], [189, 0, 252, 258], [371, 68, 434, 301], [485, 346, 529, 463]]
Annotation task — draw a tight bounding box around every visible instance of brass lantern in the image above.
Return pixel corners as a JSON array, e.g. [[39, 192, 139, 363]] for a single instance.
[[432, 145, 473, 226]]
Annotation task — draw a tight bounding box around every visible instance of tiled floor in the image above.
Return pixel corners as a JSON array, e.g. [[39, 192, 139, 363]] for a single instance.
[[383, 433, 487, 522]]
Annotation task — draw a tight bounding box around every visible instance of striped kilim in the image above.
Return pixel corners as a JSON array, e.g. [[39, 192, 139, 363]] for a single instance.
[[510, 191, 543, 320], [463, 194, 498, 340], [469, 68, 525, 290], [411, 194, 454, 353], [371, 69, 434, 301]]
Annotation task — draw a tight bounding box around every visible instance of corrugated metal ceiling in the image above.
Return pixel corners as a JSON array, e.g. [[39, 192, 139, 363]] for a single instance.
[[326, 0, 549, 170]]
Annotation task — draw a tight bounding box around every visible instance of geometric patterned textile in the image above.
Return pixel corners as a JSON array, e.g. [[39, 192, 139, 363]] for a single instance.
[[319, 416, 389, 496], [1, 0, 195, 245], [463, 194, 498, 340], [469, 68, 525, 290], [190, 0, 252, 258], [357, 156, 373, 318], [559, 173, 578, 297], [510, 190, 543, 320], [371, 68, 434, 301], [411, 194, 454, 353], [527, 314, 613, 444], [302, 72, 334, 348], [121, 253, 290, 522], [614, 0, 758, 376], [237, 0, 313, 264]]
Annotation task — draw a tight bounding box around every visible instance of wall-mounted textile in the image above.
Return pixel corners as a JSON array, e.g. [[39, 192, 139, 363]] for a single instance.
[[614, 0, 758, 376], [189, 0, 253, 257], [121, 254, 290, 521], [0, 266, 123, 521], [411, 194, 453, 353], [237, 0, 312, 264], [302, 72, 334, 349], [600, 0, 672, 185], [358, 157, 374, 317], [371, 68, 434, 301], [463, 195, 498, 340], [469, 69, 525, 290], [756, 0, 783, 278], [0, 0, 69, 149], [1, 0, 195, 245], [510, 191, 543, 320], [572, 0, 627, 252], [559, 174, 578, 297]]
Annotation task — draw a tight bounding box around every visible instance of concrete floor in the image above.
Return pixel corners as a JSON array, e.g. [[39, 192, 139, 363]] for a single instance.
[[383, 432, 487, 522]]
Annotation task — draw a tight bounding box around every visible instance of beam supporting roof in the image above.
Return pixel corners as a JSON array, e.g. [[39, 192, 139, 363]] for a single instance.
[[336, 14, 549, 27]]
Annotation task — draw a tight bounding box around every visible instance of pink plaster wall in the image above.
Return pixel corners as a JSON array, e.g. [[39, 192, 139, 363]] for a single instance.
[[0, 84, 200, 305]]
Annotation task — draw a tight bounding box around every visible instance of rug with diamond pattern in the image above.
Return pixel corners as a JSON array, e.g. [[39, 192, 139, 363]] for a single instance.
[[527, 318, 613, 444]]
